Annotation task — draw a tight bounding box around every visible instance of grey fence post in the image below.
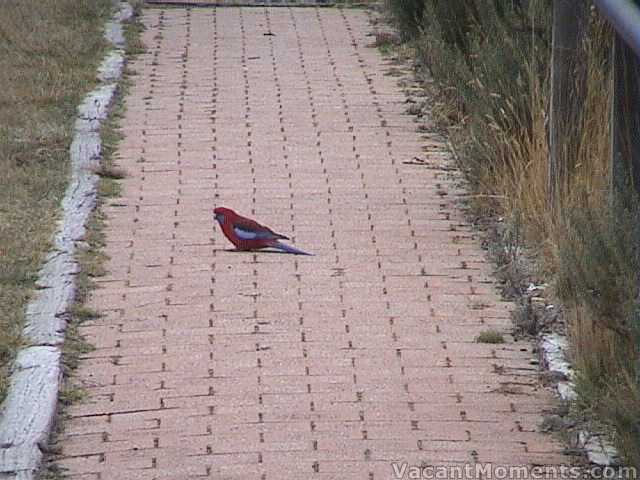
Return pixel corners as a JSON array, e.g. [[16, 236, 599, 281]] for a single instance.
[[611, 24, 640, 203], [548, 0, 586, 212]]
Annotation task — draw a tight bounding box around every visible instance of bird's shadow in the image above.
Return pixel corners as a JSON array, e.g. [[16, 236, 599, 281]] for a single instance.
[[215, 248, 310, 256]]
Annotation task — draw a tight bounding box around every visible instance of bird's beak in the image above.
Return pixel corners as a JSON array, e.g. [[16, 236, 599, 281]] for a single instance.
[[214, 213, 223, 223]]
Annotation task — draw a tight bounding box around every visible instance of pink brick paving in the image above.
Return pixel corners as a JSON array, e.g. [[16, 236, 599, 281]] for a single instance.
[[53, 7, 572, 480]]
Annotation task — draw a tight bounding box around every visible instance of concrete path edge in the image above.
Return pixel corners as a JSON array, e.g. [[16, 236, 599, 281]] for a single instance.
[[0, 3, 132, 478], [539, 334, 621, 466]]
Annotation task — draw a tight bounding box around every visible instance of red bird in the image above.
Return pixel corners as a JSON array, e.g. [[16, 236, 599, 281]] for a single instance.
[[214, 207, 312, 255]]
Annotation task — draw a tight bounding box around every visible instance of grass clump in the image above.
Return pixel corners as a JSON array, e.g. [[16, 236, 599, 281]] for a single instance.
[[556, 195, 640, 466], [0, 0, 113, 404], [476, 330, 505, 344]]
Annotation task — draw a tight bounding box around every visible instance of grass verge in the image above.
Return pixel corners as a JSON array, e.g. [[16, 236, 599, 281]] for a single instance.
[[41, 14, 147, 478], [0, 0, 115, 404]]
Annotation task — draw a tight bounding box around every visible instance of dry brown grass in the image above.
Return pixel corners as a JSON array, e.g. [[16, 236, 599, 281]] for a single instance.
[[0, 0, 113, 402], [499, 24, 612, 261], [459, 14, 640, 466]]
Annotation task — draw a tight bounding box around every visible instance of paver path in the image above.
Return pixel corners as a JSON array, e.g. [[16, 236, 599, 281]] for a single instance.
[[55, 6, 570, 480]]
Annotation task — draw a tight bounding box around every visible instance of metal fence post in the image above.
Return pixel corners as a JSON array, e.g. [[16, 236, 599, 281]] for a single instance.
[[611, 24, 640, 204], [548, 0, 587, 212]]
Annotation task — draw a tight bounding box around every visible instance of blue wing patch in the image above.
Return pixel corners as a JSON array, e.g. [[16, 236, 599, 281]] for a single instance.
[[234, 226, 258, 240], [234, 226, 276, 240]]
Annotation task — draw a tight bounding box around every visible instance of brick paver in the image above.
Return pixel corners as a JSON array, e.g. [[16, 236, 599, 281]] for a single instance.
[[54, 7, 570, 480]]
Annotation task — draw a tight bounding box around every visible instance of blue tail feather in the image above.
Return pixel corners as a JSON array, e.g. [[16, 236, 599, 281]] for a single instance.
[[273, 241, 313, 256]]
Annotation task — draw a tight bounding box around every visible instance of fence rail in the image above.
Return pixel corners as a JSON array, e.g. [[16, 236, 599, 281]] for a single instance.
[[593, 0, 640, 58]]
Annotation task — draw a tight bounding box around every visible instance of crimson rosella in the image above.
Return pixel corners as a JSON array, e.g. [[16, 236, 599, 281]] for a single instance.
[[214, 207, 312, 255]]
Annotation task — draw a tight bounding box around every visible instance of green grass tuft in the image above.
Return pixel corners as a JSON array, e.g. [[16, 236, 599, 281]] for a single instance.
[[476, 330, 506, 344]]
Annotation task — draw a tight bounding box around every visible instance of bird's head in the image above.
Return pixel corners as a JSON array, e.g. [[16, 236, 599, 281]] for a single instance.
[[214, 207, 235, 224]]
